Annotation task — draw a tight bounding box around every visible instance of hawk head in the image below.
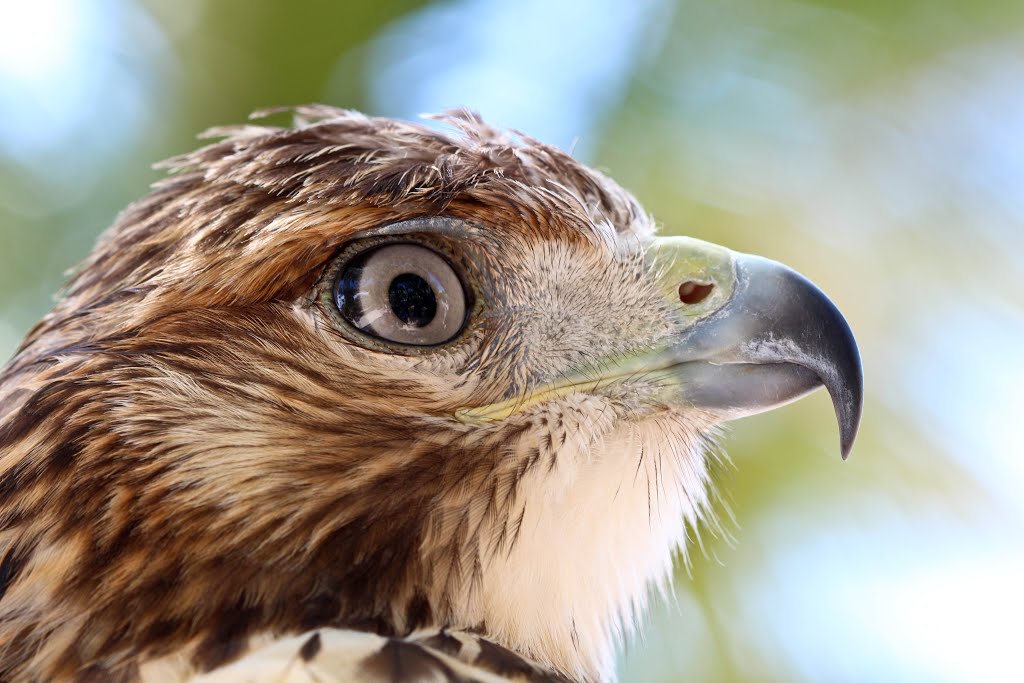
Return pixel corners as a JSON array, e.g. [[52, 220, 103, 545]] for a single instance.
[[0, 107, 861, 682]]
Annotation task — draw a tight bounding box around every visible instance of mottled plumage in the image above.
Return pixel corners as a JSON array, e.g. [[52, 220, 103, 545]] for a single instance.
[[0, 107, 861, 682]]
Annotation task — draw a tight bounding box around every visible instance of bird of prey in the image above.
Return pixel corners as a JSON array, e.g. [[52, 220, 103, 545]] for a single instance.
[[0, 107, 862, 682]]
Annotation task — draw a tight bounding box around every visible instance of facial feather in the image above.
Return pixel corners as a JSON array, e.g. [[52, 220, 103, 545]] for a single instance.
[[0, 107, 720, 682]]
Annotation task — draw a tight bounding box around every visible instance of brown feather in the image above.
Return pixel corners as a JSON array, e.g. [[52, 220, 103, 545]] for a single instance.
[[0, 107, 678, 682]]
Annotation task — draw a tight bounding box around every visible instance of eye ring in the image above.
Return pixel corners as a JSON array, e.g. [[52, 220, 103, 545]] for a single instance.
[[330, 242, 469, 348]]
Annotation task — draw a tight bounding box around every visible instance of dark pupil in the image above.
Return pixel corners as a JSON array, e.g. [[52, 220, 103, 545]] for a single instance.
[[388, 273, 437, 327]]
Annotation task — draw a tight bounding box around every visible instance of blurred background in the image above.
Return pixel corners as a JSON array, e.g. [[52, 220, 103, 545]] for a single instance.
[[1, 0, 1020, 681]]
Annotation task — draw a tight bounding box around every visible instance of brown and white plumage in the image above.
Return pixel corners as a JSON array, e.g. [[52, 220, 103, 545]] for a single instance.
[[0, 107, 862, 682]]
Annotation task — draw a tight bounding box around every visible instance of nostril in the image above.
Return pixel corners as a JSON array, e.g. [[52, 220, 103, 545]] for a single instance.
[[678, 281, 714, 305]]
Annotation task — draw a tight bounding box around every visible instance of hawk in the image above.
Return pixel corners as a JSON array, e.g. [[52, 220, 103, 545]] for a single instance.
[[0, 107, 862, 682]]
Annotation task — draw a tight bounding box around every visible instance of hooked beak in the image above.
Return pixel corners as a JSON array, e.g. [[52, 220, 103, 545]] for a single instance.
[[649, 237, 863, 459], [457, 236, 863, 460]]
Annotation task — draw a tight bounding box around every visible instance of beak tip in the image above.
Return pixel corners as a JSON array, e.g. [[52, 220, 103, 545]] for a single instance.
[[835, 378, 864, 461], [840, 438, 854, 461], [839, 413, 861, 461]]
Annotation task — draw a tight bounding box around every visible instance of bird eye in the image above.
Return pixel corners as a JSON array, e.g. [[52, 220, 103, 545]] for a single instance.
[[334, 243, 468, 346]]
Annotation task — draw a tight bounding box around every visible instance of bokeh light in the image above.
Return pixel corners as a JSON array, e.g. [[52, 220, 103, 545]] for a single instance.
[[1, 2, 1020, 681]]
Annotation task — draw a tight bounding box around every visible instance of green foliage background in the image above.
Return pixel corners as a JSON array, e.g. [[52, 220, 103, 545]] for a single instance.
[[1, 2, 1020, 681]]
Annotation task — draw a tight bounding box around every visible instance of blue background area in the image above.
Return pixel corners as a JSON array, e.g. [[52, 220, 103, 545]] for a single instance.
[[1, 1, 1020, 680]]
